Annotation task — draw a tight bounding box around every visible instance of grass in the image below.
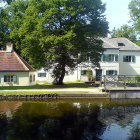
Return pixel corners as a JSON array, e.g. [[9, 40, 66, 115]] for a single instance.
[[0, 82, 89, 90], [0, 91, 90, 95]]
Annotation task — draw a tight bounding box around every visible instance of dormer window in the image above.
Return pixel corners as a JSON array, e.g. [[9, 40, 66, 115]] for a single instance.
[[118, 43, 125, 46]]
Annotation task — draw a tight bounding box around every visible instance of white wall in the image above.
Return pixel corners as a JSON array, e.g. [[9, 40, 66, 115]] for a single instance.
[[100, 49, 119, 75], [0, 71, 36, 86], [36, 68, 53, 83], [119, 51, 140, 75], [0, 72, 31, 86], [36, 67, 81, 83], [64, 67, 80, 82]]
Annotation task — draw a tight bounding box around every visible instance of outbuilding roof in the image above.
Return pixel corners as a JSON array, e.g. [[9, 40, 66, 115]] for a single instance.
[[101, 37, 140, 51], [0, 51, 34, 71]]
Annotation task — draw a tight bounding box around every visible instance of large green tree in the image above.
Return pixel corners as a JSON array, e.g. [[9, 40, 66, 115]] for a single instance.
[[0, 3, 10, 48], [5, 0, 108, 84], [129, 0, 140, 30], [112, 25, 137, 42], [129, 0, 140, 46]]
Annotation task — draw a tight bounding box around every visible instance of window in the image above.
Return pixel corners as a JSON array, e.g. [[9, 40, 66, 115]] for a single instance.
[[106, 70, 117, 76], [81, 70, 87, 75], [118, 43, 125, 46], [123, 56, 135, 62], [30, 75, 32, 82], [101, 54, 118, 62], [30, 75, 35, 82], [33, 75, 35, 82], [38, 73, 46, 77], [4, 75, 17, 82]]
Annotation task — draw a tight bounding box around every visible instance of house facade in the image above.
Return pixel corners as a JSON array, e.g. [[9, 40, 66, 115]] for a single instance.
[[36, 37, 140, 82], [0, 43, 36, 86]]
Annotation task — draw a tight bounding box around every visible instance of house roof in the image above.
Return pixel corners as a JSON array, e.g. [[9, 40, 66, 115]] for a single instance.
[[101, 37, 140, 51], [101, 38, 119, 49], [0, 51, 34, 71]]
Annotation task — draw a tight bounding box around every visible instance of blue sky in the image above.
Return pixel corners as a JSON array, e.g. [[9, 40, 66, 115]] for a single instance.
[[102, 0, 132, 31]]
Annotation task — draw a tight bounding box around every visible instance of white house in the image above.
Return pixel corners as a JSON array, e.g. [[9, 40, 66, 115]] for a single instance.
[[36, 37, 140, 82], [0, 43, 36, 86]]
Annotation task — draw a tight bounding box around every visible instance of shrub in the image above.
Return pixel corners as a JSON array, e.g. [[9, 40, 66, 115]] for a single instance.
[[86, 69, 93, 81], [136, 76, 140, 83]]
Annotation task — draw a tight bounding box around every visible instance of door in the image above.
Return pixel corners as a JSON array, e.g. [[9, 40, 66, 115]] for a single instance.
[[96, 69, 102, 81]]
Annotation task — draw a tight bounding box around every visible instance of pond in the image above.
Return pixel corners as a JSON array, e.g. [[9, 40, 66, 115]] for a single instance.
[[0, 99, 140, 140]]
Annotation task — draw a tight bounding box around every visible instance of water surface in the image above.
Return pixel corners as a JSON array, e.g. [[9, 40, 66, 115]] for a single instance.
[[0, 99, 140, 140]]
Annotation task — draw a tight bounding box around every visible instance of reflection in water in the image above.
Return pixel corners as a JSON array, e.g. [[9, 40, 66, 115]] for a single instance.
[[0, 99, 140, 140], [0, 101, 22, 119]]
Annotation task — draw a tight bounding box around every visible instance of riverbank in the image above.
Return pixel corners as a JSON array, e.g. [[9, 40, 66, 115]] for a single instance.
[[0, 87, 108, 99], [0, 87, 103, 94], [2, 83, 140, 99], [0, 87, 108, 98]]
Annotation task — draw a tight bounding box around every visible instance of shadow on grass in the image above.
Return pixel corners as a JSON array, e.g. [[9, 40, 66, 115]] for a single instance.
[[0, 82, 89, 90]]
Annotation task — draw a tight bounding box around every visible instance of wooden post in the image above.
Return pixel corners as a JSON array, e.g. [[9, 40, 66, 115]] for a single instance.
[[117, 75, 119, 87], [104, 75, 107, 91], [124, 75, 126, 89]]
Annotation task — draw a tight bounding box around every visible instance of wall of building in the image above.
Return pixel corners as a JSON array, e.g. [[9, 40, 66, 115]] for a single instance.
[[99, 49, 120, 75], [36, 49, 120, 83], [36, 68, 53, 83], [36, 67, 81, 83], [0, 71, 36, 86], [36, 49, 140, 83], [119, 51, 140, 75], [29, 71, 36, 85]]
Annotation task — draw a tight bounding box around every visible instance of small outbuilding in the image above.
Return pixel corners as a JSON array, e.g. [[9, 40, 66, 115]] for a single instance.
[[0, 43, 36, 86]]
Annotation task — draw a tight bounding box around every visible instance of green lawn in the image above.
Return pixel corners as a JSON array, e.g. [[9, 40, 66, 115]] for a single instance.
[[0, 82, 89, 90], [0, 91, 90, 95]]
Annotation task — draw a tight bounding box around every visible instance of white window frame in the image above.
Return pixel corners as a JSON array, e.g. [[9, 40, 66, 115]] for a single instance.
[[33, 75, 35, 82], [4, 75, 17, 83], [123, 55, 135, 63], [38, 73, 46, 77], [101, 54, 118, 62], [106, 70, 117, 76], [81, 70, 87, 75], [30, 75, 32, 83]]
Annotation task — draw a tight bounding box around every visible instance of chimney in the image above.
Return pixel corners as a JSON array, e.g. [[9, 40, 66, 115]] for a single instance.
[[107, 33, 112, 39], [6, 42, 13, 53]]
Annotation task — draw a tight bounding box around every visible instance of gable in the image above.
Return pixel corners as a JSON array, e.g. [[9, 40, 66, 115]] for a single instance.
[[0, 51, 34, 71]]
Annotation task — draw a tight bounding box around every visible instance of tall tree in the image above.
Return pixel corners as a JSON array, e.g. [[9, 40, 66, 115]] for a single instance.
[[112, 25, 137, 42], [129, 0, 140, 30], [0, 2, 10, 48], [129, 0, 140, 46], [6, 0, 108, 84]]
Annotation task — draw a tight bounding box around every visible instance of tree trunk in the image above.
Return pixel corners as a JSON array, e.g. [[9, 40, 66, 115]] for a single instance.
[[58, 65, 65, 85]]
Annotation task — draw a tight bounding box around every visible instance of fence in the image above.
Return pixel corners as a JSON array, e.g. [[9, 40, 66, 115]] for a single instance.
[[103, 75, 140, 89]]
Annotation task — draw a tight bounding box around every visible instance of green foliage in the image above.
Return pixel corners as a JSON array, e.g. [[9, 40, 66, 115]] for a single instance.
[[2, 0, 108, 84], [112, 25, 137, 43], [0, 8, 10, 48], [135, 76, 140, 83], [129, 0, 140, 35], [135, 40, 140, 46], [86, 69, 92, 81]]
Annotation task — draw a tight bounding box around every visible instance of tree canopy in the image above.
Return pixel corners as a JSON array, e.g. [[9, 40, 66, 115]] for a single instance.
[[1, 0, 108, 84], [128, 0, 140, 46], [129, 0, 140, 30], [0, 5, 10, 48], [112, 25, 137, 42]]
